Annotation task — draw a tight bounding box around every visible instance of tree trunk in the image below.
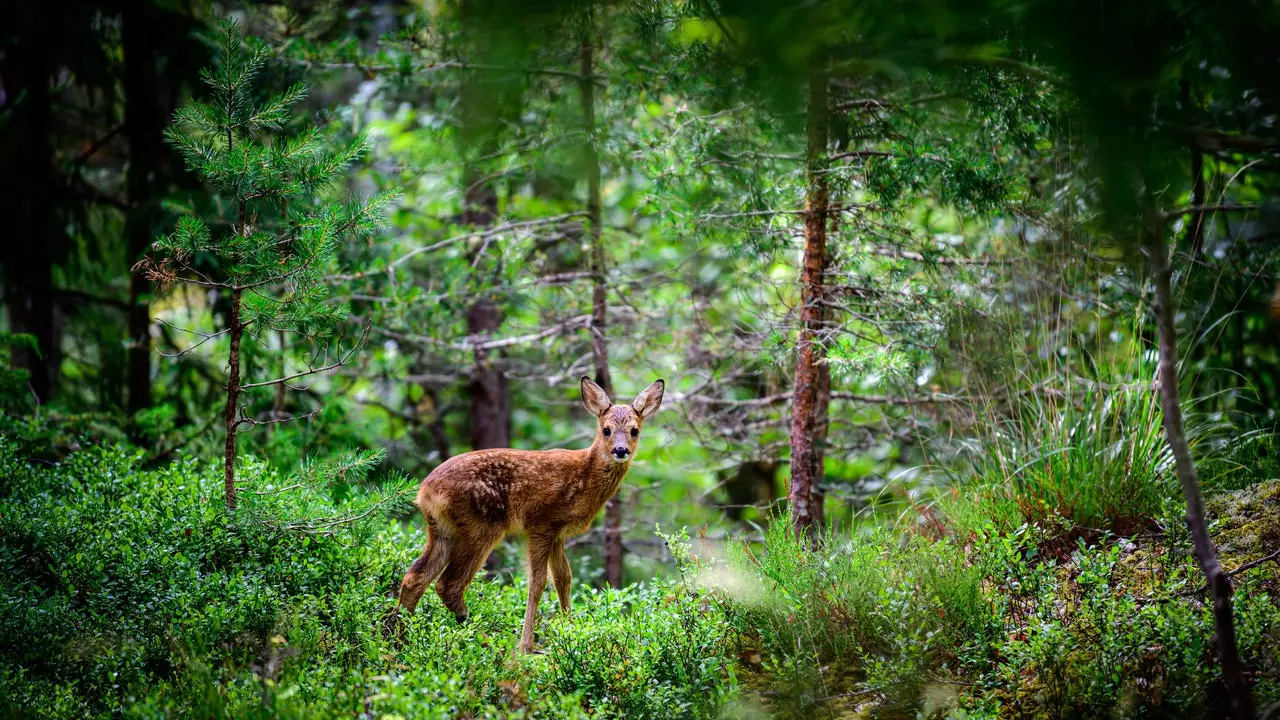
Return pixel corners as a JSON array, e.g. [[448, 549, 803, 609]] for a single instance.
[[124, 0, 163, 415], [458, 2, 509, 451], [4, 8, 58, 404], [271, 330, 287, 433], [1147, 225, 1255, 720], [1181, 77, 1208, 257], [466, 291, 509, 450], [579, 28, 622, 588], [425, 386, 451, 461], [224, 288, 243, 510], [788, 62, 830, 541], [811, 334, 830, 534]]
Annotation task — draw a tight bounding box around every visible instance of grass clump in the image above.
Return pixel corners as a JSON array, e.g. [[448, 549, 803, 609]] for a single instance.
[[951, 369, 1180, 537]]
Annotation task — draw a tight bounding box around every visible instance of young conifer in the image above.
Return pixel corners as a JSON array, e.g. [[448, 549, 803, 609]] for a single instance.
[[139, 20, 392, 510]]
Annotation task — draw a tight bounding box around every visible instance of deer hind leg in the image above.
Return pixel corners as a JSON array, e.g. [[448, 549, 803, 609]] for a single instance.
[[434, 531, 500, 624], [548, 539, 572, 613], [398, 527, 454, 614], [518, 535, 556, 654]]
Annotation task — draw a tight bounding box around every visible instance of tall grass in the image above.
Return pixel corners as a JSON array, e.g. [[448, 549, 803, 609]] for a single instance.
[[941, 307, 1233, 536], [710, 517, 999, 717]]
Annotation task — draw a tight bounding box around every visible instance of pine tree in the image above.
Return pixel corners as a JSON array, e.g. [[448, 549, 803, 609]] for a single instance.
[[138, 20, 393, 510]]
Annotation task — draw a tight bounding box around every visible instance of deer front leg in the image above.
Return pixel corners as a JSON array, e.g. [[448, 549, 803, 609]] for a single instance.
[[549, 539, 572, 613], [519, 536, 554, 654]]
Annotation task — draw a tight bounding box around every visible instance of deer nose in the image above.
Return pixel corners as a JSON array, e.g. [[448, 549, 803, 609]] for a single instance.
[[611, 447, 630, 459]]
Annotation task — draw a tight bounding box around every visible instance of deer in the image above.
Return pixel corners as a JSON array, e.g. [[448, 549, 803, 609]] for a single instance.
[[395, 375, 665, 653]]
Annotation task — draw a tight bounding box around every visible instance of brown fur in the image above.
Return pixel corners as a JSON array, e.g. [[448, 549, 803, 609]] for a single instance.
[[397, 376, 664, 653]]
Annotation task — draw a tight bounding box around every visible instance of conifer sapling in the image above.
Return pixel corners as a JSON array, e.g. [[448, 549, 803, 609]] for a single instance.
[[137, 20, 393, 510]]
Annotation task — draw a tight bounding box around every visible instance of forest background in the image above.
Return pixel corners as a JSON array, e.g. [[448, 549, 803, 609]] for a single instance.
[[3, 0, 1280, 718]]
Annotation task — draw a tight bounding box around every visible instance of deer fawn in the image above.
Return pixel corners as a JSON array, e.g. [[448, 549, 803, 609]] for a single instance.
[[396, 376, 665, 653]]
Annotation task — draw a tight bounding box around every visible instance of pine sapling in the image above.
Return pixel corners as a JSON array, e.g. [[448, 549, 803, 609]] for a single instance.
[[137, 20, 393, 510]]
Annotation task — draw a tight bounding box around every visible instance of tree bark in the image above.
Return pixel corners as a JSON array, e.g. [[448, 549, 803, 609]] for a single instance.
[[4, 7, 59, 404], [811, 315, 831, 534], [124, 0, 163, 415], [459, 0, 510, 452], [580, 27, 623, 588], [1147, 224, 1255, 720], [224, 288, 243, 510], [789, 62, 830, 541], [270, 330, 287, 434], [466, 291, 509, 450]]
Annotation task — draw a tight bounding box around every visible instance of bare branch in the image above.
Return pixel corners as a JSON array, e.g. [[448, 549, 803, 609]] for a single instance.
[[240, 325, 368, 389], [668, 388, 965, 408], [235, 406, 322, 430], [374, 314, 592, 352], [155, 319, 235, 358], [332, 213, 589, 282], [1162, 203, 1261, 222], [867, 246, 1013, 265]]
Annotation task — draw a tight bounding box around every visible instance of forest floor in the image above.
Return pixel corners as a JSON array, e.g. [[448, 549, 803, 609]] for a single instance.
[[2, 417, 1279, 719]]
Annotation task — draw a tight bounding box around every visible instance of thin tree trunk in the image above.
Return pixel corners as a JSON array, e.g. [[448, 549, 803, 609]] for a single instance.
[[811, 287, 830, 535], [1182, 77, 1207, 257], [1147, 225, 1254, 720], [224, 288, 243, 510], [271, 330, 287, 434], [580, 26, 622, 588], [466, 287, 509, 449], [789, 62, 829, 541], [124, 0, 163, 415], [458, 1, 510, 575], [425, 386, 451, 461]]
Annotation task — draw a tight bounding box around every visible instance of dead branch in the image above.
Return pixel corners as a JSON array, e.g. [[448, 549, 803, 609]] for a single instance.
[[240, 325, 369, 389]]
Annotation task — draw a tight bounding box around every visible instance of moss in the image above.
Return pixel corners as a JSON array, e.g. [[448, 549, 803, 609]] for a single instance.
[[1206, 479, 1280, 570]]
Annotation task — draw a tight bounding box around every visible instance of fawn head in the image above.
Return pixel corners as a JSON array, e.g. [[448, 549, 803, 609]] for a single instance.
[[581, 376, 664, 463]]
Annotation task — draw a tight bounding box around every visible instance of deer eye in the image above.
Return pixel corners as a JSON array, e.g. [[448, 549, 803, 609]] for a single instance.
[[602, 427, 611, 437], [630, 428, 639, 438]]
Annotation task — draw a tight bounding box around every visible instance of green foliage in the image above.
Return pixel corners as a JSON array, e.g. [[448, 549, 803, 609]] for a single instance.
[[717, 518, 999, 717], [146, 18, 393, 425], [9, 3, 1280, 718], [937, 313, 1239, 537], [0, 333, 37, 414], [0, 435, 735, 719], [713, 506, 1280, 718], [154, 20, 391, 301]]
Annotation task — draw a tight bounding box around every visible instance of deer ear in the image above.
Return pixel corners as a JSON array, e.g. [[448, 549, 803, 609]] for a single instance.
[[631, 379, 665, 420], [581, 376, 612, 416]]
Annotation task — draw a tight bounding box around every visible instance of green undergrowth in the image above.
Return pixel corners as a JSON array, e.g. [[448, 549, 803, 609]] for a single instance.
[[3, 415, 1279, 719], [715, 481, 1280, 719], [0, 429, 736, 719]]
